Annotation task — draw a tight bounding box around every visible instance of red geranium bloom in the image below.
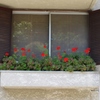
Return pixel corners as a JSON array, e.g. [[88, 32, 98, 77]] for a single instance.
[[56, 46, 61, 50], [27, 49, 31, 52], [44, 45, 47, 48], [72, 47, 78, 52], [84, 48, 90, 54], [5, 52, 9, 56], [22, 53, 26, 56], [63, 57, 69, 62], [32, 54, 36, 58], [14, 48, 18, 53], [21, 48, 26, 51], [41, 52, 46, 57]]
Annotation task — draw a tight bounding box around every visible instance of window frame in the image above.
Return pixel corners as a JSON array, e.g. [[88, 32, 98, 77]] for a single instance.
[[12, 11, 88, 56]]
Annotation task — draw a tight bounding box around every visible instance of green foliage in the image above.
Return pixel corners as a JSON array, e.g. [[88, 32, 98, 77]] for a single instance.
[[0, 47, 96, 72]]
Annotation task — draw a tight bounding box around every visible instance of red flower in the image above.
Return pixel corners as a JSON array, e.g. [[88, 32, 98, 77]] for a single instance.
[[14, 48, 18, 53], [41, 52, 46, 57], [84, 48, 90, 54], [27, 49, 31, 52], [32, 54, 36, 58], [72, 47, 78, 52], [63, 58, 69, 62], [44, 45, 47, 48], [5, 52, 9, 56], [56, 46, 61, 50], [22, 53, 26, 56], [21, 48, 26, 51]]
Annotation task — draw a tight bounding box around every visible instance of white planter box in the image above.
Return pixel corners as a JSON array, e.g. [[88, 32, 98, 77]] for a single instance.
[[0, 71, 99, 89]]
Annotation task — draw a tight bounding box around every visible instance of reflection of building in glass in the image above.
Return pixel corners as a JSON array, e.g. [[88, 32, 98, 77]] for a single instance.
[[12, 15, 49, 58], [12, 14, 89, 57]]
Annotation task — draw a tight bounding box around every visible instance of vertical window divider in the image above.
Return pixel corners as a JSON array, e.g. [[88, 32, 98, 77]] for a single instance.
[[49, 12, 51, 56]]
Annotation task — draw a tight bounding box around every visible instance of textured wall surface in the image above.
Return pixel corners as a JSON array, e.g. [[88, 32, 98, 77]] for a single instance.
[[89, 10, 100, 64], [0, 88, 99, 100], [92, 0, 100, 10], [0, 72, 99, 100], [0, 0, 97, 10], [0, 7, 12, 62]]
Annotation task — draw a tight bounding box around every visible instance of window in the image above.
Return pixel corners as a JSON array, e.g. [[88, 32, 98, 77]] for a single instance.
[[51, 14, 89, 56], [12, 14, 49, 58], [12, 11, 89, 57]]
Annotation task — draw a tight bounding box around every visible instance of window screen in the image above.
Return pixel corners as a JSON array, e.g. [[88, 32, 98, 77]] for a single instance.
[[51, 15, 89, 56], [12, 14, 49, 58], [12, 14, 89, 58]]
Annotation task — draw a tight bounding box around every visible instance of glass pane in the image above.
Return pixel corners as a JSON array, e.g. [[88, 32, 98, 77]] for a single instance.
[[51, 15, 89, 56], [12, 14, 49, 58]]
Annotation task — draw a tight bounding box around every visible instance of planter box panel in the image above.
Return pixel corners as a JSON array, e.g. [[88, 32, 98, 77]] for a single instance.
[[0, 71, 99, 88]]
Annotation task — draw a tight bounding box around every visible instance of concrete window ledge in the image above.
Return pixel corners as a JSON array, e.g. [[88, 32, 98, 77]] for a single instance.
[[0, 71, 99, 89]]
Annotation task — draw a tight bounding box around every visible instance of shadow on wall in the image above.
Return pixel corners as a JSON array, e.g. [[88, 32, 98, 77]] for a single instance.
[[0, 88, 97, 100]]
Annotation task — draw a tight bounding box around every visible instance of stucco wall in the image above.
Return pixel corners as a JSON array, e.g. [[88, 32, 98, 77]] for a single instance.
[[92, 0, 100, 10], [0, 73, 99, 100], [0, 88, 99, 100]]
